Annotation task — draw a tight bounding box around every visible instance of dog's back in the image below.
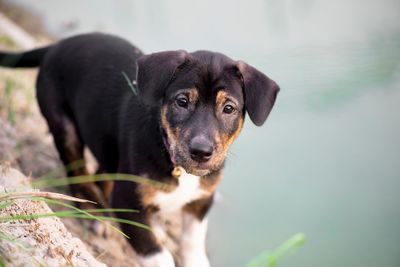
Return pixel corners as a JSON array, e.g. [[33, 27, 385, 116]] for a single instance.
[[36, 33, 145, 173], [1, 33, 148, 207]]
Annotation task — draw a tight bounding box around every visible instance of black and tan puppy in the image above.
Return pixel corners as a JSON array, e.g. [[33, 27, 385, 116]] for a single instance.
[[0, 33, 279, 267]]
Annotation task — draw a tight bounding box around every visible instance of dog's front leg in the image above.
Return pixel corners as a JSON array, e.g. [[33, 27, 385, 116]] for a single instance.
[[112, 181, 175, 267], [180, 196, 213, 267]]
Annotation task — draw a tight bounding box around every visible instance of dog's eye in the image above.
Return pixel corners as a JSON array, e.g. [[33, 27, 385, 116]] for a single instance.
[[223, 104, 235, 114], [176, 95, 189, 108]]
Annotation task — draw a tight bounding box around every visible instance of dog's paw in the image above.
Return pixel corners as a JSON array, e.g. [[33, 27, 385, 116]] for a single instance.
[[137, 248, 175, 267], [181, 251, 211, 267]]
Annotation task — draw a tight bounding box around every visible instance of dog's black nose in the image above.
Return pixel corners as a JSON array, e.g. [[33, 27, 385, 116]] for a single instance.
[[189, 136, 213, 162]]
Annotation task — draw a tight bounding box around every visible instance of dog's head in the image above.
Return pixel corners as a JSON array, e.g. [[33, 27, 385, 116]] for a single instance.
[[137, 50, 279, 176]]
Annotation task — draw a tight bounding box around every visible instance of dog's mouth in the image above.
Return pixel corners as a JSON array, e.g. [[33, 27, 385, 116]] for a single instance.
[[173, 152, 221, 177], [185, 163, 213, 176], [160, 126, 223, 176]]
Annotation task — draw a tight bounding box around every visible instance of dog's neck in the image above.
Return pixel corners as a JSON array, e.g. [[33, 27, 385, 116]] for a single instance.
[[126, 104, 176, 180]]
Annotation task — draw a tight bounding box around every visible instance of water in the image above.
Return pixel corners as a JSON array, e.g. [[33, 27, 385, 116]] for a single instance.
[[7, 0, 400, 266]]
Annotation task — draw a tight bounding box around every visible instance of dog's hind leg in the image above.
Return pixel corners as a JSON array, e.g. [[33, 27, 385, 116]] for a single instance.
[[36, 79, 109, 208], [47, 114, 109, 208]]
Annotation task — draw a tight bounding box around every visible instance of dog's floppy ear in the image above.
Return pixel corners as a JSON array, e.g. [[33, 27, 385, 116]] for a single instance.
[[137, 50, 189, 105], [237, 61, 280, 126]]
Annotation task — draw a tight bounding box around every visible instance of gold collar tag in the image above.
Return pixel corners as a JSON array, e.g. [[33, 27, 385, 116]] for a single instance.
[[171, 166, 183, 178]]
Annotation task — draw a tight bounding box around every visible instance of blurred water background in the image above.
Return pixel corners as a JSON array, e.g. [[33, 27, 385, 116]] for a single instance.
[[6, 0, 400, 266]]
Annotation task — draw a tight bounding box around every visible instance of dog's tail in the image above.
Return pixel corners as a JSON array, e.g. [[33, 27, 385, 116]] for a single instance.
[[0, 46, 51, 68]]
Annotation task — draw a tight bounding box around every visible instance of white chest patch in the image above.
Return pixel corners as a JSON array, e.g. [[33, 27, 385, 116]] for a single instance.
[[153, 169, 207, 214]]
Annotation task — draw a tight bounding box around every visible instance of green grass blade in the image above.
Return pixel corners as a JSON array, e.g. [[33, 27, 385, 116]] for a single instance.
[[271, 233, 306, 261], [32, 173, 172, 191], [37, 197, 131, 238], [49, 208, 139, 214], [0, 196, 147, 238], [0, 208, 138, 219], [0, 212, 151, 234], [39, 159, 86, 180], [245, 233, 306, 267], [66, 214, 151, 231], [121, 70, 138, 95]]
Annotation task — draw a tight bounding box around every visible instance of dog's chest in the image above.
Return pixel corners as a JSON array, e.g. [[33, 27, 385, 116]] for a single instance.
[[153, 171, 207, 213]]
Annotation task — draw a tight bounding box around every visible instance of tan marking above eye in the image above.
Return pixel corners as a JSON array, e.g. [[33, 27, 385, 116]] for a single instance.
[[187, 88, 199, 103], [215, 90, 228, 107], [216, 90, 239, 110]]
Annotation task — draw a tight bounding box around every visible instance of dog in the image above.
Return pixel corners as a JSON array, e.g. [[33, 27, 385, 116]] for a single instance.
[[0, 33, 279, 267]]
